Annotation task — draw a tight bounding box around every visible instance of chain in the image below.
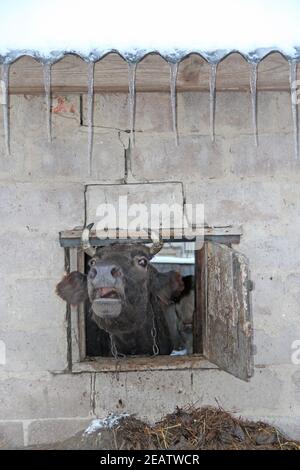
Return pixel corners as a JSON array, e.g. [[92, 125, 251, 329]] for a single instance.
[[101, 312, 159, 359], [109, 334, 123, 381], [150, 301, 160, 357], [109, 333, 126, 359], [109, 334, 118, 359]]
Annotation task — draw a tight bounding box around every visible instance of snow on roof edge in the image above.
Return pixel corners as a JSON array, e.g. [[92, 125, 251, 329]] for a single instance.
[[1, 46, 300, 65]]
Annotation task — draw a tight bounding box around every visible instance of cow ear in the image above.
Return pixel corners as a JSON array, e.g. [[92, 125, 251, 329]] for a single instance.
[[56, 271, 88, 305], [168, 271, 185, 299], [157, 271, 184, 305]]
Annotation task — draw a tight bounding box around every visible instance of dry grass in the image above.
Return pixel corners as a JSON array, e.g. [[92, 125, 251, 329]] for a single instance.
[[28, 405, 300, 450], [112, 406, 300, 450]]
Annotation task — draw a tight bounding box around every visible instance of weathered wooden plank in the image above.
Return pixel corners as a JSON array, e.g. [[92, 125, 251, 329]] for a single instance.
[[70, 354, 218, 373], [69, 248, 81, 364], [77, 248, 86, 361], [5, 52, 293, 94], [194, 248, 205, 354], [59, 226, 242, 248], [202, 241, 253, 381]]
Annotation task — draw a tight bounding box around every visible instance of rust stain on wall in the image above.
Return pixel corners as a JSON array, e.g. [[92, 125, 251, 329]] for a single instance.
[[52, 96, 76, 114]]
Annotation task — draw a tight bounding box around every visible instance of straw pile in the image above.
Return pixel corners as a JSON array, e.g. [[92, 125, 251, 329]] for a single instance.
[[28, 406, 300, 450], [110, 406, 300, 450]]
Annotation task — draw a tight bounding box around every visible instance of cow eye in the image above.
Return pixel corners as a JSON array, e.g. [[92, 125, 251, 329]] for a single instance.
[[89, 259, 96, 266], [138, 257, 148, 268]]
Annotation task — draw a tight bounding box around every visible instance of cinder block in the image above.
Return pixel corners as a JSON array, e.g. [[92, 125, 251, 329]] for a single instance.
[[214, 91, 291, 138], [0, 278, 66, 333], [185, 179, 283, 226], [228, 133, 298, 177], [27, 418, 91, 446], [82, 91, 292, 138], [0, 328, 67, 373], [85, 130, 127, 182], [5, 95, 87, 179], [0, 182, 84, 232], [135, 92, 173, 133], [86, 182, 184, 229], [191, 367, 287, 414], [94, 370, 192, 422], [256, 91, 292, 135], [0, 421, 24, 449], [178, 92, 210, 135], [254, 327, 300, 367], [131, 134, 227, 182], [0, 373, 92, 420], [94, 366, 287, 422], [239, 235, 300, 273], [213, 91, 252, 137], [0, 95, 125, 181], [82, 93, 129, 130], [84, 92, 179, 134], [251, 273, 300, 325], [0, 232, 64, 279]]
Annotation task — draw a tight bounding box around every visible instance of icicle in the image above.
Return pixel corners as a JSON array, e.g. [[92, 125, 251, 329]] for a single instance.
[[1, 63, 10, 155], [169, 62, 179, 146], [289, 60, 298, 159], [87, 61, 95, 175], [128, 62, 137, 147], [209, 63, 217, 143], [249, 62, 258, 147], [43, 63, 52, 143]]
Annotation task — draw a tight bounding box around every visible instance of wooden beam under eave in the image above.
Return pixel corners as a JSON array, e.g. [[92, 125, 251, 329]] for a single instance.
[[4, 52, 294, 94]]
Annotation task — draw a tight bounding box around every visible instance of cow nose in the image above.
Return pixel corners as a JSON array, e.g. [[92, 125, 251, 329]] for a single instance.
[[88, 263, 122, 283], [111, 266, 122, 278], [89, 267, 97, 279]]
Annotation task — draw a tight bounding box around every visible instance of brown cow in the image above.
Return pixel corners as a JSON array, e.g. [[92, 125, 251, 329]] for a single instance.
[[56, 226, 184, 356]]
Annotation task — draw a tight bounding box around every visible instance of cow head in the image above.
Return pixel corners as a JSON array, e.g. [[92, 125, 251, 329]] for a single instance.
[[56, 226, 183, 338]]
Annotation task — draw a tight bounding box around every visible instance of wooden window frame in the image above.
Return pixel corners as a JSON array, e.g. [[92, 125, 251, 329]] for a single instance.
[[61, 227, 242, 374]]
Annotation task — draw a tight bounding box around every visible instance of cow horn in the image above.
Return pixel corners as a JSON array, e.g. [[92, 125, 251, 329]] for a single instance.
[[149, 231, 164, 257], [81, 223, 97, 257]]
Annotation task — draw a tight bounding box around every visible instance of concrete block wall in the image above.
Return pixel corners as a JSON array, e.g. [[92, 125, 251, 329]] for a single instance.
[[0, 88, 300, 446]]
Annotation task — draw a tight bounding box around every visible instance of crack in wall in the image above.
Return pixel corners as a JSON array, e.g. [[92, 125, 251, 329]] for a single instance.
[[79, 94, 83, 126], [90, 373, 96, 416], [83, 185, 88, 227], [124, 144, 131, 184], [64, 248, 72, 371]]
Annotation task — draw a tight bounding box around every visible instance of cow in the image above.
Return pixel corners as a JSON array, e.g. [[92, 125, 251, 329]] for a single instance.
[[165, 275, 195, 355], [56, 226, 184, 356]]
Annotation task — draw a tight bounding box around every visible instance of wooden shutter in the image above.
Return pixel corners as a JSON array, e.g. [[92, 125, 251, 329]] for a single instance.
[[196, 242, 253, 381]]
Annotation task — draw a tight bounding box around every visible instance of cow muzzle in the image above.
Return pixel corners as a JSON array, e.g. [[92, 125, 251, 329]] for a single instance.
[[88, 262, 124, 318], [91, 286, 122, 318]]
